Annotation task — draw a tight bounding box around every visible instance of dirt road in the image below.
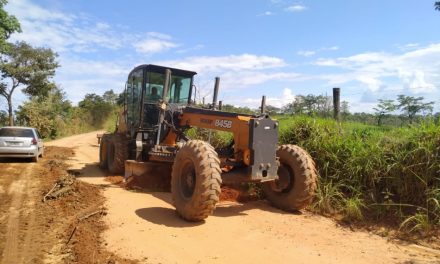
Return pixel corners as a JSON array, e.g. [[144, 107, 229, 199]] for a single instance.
[[44, 132, 440, 263]]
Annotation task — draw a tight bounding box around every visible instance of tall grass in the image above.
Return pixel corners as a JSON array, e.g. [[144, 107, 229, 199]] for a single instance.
[[278, 115, 440, 232]]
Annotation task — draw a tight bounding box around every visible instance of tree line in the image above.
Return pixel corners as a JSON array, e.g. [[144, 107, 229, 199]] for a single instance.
[[218, 93, 437, 127]]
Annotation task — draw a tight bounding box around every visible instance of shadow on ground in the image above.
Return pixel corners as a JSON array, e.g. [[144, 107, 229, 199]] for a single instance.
[[135, 195, 299, 227]]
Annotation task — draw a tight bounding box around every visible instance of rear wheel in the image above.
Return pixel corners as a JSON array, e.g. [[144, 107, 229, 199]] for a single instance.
[[171, 140, 222, 221], [99, 134, 109, 169], [107, 133, 128, 174], [263, 144, 317, 211]]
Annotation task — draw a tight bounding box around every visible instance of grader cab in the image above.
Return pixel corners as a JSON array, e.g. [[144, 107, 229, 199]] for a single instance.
[[99, 64, 317, 221]]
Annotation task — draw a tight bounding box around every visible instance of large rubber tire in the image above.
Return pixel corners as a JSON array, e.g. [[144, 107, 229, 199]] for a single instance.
[[107, 133, 129, 174], [263, 144, 317, 211], [99, 134, 109, 169], [171, 140, 222, 221]]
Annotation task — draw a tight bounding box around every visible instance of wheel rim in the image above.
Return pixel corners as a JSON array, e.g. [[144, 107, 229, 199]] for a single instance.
[[270, 163, 294, 193], [179, 159, 196, 199]]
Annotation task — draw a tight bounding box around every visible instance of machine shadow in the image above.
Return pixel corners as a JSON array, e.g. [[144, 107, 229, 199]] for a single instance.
[[134, 192, 300, 227], [135, 207, 205, 228]]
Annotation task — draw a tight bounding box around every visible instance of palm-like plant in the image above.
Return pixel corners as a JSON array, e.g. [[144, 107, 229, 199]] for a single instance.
[[435, 1, 440, 11]]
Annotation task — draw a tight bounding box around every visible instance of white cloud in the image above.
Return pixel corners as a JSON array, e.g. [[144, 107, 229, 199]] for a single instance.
[[285, 4, 307, 12], [220, 71, 303, 89], [7, 0, 180, 55], [258, 11, 274, 16], [6, 0, 75, 22], [297, 46, 339, 57], [133, 38, 179, 54], [157, 54, 287, 73], [7, 0, 127, 52], [55, 55, 131, 103], [229, 88, 295, 108], [327, 46, 339, 51], [397, 43, 420, 51], [297, 50, 316, 57], [315, 43, 440, 94]]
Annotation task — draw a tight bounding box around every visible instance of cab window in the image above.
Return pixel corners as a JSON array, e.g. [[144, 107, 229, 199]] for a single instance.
[[145, 72, 191, 104], [126, 69, 143, 127]]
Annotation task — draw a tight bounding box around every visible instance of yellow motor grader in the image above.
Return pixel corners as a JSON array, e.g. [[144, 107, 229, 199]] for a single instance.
[[99, 64, 317, 221]]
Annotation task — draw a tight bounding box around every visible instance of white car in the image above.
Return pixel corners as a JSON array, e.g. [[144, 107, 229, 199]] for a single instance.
[[0, 126, 44, 162]]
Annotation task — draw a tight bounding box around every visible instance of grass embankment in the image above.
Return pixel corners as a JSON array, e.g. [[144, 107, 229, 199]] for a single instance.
[[277, 116, 439, 234]]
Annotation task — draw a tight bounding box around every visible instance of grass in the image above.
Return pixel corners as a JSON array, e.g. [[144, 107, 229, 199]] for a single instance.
[[276, 115, 440, 233]]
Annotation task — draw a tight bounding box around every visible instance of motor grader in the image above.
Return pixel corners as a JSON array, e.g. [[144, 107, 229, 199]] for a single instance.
[[99, 64, 317, 221]]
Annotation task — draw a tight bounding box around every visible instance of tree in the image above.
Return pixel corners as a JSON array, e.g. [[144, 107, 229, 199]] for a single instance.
[[103, 89, 118, 105], [0, 42, 59, 125], [0, 0, 21, 52], [16, 87, 72, 138], [373, 99, 396, 126], [435, 1, 440, 11], [78, 93, 114, 127], [396, 95, 434, 124], [265, 105, 281, 115]]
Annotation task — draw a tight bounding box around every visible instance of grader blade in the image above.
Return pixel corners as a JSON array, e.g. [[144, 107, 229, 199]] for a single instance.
[[124, 160, 172, 191]]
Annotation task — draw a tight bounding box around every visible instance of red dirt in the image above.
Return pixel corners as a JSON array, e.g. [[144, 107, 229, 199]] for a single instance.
[[219, 186, 240, 201], [0, 146, 137, 263]]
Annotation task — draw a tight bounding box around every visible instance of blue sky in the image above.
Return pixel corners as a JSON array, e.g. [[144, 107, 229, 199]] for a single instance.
[[4, 0, 440, 112]]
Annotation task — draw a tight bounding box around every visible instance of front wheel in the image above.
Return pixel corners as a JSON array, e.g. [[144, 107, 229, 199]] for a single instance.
[[262, 145, 317, 211], [107, 134, 128, 174], [171, 140, 222, 221]]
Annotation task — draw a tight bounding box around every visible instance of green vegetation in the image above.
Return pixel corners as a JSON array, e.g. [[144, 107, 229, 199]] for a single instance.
[[0, 0, 21, 52], [15, 89, 120, 139], [277, 115, 440, 233]]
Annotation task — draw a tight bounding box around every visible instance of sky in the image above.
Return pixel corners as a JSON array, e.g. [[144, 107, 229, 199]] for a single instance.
[[4, 0, 440, 113]]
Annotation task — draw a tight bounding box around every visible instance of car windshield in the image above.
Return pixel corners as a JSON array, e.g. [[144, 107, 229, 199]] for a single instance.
[[0, 128, 34, 137]]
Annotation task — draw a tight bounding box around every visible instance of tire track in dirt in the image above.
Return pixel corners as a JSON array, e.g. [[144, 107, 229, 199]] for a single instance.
[[1, 162, 35, 264]]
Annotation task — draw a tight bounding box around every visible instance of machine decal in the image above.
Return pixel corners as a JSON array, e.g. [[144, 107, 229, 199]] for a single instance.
[[200, 118, 213, 125]]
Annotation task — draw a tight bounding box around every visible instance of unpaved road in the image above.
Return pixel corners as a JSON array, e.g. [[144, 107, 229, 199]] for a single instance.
[[0, 162, 37, 264], [44, 131, 440, 263]]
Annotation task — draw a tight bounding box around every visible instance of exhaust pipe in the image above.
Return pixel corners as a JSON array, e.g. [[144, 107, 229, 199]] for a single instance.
[[261, 95, 266, 115], [212, 77, 220, 110]]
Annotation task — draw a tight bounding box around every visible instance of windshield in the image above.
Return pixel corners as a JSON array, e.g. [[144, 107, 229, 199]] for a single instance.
[[0, 128, 34, 137], [145, 72, 191, 104]]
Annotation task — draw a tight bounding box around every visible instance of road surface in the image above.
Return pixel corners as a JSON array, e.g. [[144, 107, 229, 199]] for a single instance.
[[44, 131, 439, 264]]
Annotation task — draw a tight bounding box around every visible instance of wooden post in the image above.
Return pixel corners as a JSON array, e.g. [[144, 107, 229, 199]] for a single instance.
[[333, 88, 340, 122], [218, 100, 223, 111]]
